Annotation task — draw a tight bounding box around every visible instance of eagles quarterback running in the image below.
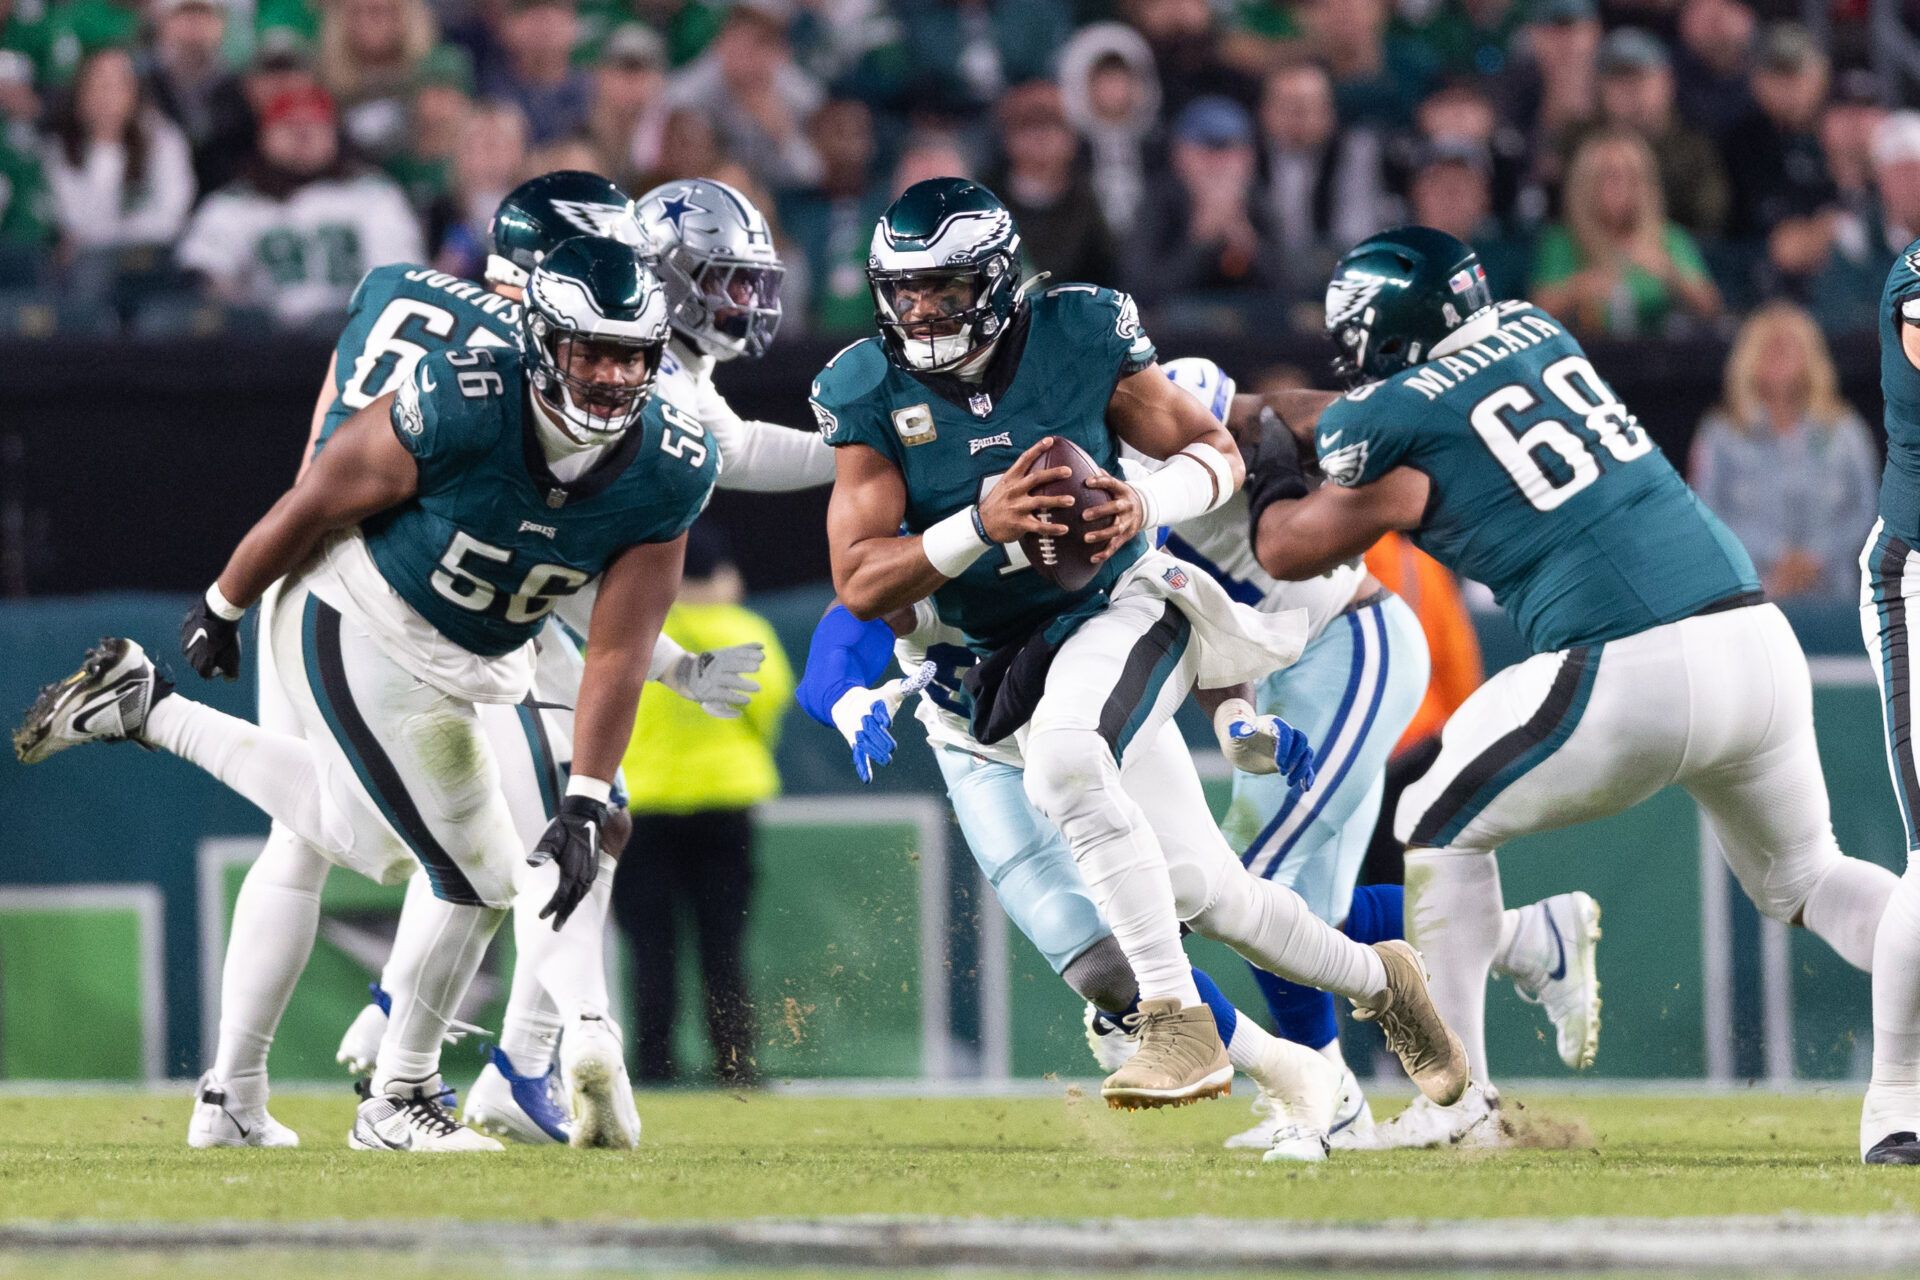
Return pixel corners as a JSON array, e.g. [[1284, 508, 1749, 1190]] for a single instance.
[[1157, 356, 1603, 1151], [335, 173, 829, 1145], [16, 236, 718, 1153], [815, 177, 1466, 1109], [1856, 235, 1920, 1165], [796, 596, 1351, 1161], [1250, 225, 1897, 1148]]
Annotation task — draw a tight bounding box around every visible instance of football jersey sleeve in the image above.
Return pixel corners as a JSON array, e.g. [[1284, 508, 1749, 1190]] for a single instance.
[[1045, 283, 1157, 378], [388, 350, 491, 485], [808, 339, 896, 459], [1313, 383, 1417, 489]]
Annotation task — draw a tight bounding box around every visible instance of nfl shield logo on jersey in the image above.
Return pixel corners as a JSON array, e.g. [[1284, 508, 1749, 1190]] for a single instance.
[[1162, 565, 1189, 591]]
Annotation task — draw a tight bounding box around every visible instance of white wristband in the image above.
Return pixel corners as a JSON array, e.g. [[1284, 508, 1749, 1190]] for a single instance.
[[647, 633, 689, 683], [921, 506, 993, 578], [205, 583, 247, 622], [566, 775, 613, 806], [1132, 442, 1235, 530]]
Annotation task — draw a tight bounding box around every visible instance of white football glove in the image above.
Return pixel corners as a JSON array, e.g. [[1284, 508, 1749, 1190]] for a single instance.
[[1213, 696, 1317, 792], [829, 660, 938, 783], [660, 642, 765, 718]]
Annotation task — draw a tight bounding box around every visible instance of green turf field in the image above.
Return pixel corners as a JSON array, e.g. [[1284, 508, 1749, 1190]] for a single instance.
[[0, 1088, 1913, 1223]]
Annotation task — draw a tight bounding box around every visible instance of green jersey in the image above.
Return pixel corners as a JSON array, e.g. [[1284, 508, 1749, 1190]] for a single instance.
[[315, 263, 522, 457], [811, 284, 1157, 650], [1316, 301, 1758, 653], [364, 346, 717, 657], [1877, 239, 1920, 543]]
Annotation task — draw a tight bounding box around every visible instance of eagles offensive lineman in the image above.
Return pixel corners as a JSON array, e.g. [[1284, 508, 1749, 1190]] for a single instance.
[[1157, 357, 1603, 1149], [1856, 235, 1920, 1165], [814, 177, 1466, 1109], [336, 174, 827, 1143], [16, 237, 716, 1152], [1251, 226, 1897, 1148]]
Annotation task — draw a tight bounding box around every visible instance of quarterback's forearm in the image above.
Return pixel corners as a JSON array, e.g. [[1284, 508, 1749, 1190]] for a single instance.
[[832, 536, 952, 621]]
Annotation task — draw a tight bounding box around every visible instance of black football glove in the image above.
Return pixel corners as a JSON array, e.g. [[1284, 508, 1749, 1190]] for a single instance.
[[181, 596, 243, 681], [528, 794, 607, 929], [1244, 405, 1313, 540]]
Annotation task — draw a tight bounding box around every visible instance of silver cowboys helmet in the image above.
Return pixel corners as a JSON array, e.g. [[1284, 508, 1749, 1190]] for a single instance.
[[521, 235, 672, 439], [630, 177, 784, 361]]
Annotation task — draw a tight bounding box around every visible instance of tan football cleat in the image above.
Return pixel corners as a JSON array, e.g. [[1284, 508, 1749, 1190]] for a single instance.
[[1351, 940, 1469, 1107], [1100, 998, 1233, 1111]]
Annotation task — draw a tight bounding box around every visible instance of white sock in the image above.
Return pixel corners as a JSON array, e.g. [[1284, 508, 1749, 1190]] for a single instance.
[[143, 697, 331, 848], [1801, 857, 1898, 972], [1404, 846, 1504, 1088], [1489, 908, 1527, 980], [1314, 1035, 1349, 1074], [518, 857, 615, 1029], [1193, 871, 1387, 1005], [372, 894, 506, 1096], [1871, 870, 1920, 1095], [209, 825, 330, 1092], [1227, 1015, 1338, 1130], [498, 934, 564, 1078], [378, 872, 441, 1003]]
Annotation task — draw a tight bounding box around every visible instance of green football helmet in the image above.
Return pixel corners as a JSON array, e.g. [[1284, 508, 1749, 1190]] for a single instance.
[[1324, 225, 1495, 386], [521, 235, 670, 439], [489, 170, 639, 290], [867, 177, 1024, 373]]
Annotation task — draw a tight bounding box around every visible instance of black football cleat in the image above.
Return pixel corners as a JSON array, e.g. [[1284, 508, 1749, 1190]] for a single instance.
[[1865, 1131, 1920, 1165]]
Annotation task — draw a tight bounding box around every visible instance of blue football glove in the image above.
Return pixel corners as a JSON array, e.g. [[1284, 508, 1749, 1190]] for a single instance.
[[1214, 697, 1318, 793], [829, 660, 937, 784]]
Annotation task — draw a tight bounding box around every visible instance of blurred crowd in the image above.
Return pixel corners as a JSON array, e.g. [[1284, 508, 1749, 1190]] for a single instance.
[[0, 0, 1916, 339]]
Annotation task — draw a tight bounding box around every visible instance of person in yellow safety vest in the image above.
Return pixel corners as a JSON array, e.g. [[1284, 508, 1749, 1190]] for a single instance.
[[614, 524, 795, 1086]]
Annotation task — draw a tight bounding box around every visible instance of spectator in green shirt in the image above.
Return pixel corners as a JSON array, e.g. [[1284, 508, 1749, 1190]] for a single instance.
[[1531, 126, 1721, 336], [0, 0, 52, 88]]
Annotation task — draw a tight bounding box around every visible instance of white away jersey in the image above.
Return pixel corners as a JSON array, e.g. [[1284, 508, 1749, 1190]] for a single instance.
[[176, 171, 425, 326], [658, 338, 835, 491]]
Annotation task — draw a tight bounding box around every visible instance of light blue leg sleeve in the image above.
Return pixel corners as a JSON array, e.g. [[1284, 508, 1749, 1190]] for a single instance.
[[936, 745, 1111, 976]]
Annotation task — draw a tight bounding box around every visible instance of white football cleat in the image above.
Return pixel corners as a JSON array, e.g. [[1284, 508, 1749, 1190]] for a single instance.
[[1509, 892, 1603, 1070], [465, 1046, 572, 1145], [349, 1079, 503, 1152], [561, 1014, 640, 1150], [335, 984, 390, 1077], [1083, 1003, 1138, 1073], [1224, 1066, 1373, 1151], [186, 1072, 299, 1149], [1334, 1081, 1502, 1151], [13, 637, 170, 765], [1263, 1122, 1331, 1164]]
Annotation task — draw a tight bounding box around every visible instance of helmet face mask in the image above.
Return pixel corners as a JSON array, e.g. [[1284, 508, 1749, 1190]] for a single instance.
[[870, 260, 1010, 372], [521, 236, 671, 440], [631, 178, 784, 361], [866, 178, 1024, 374], [1323, 226, 1494, 387]]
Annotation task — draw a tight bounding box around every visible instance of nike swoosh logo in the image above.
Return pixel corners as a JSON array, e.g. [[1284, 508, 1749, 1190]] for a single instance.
[[420, 370, 437, 392], [1318, 430, 1342, 450], [1544, 906, 1568, 982], [189, 628, 208, 648]]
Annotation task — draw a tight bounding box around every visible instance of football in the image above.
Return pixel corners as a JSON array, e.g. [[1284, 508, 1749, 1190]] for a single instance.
[[1020, 436, 1115, 592]]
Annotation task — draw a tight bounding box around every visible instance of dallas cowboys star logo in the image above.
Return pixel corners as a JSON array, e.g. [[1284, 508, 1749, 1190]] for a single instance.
[[657, 193, 700, 232]]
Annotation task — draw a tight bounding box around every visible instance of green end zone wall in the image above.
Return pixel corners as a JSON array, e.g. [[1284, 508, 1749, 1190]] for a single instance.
[[0, 592, 1906, 1082]]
